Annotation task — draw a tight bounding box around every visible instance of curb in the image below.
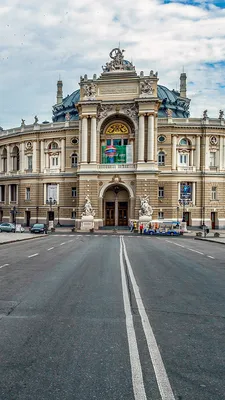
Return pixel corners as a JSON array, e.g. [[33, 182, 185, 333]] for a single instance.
[[194, 237, 225, 245], [0, 235, 48, 246]]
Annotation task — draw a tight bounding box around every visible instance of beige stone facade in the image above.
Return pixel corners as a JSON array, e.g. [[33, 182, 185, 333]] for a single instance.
[[1, 49, 225, 229]]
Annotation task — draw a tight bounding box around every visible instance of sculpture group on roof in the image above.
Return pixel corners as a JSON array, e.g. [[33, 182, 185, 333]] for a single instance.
[[102, 48, 135, 72]]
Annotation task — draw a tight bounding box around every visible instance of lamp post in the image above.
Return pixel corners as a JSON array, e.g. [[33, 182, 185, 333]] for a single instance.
[[36, 206, 39, 223], [178, 198, 192, 223], [46, 197, 57, 229], [56, 206, 61, 227]]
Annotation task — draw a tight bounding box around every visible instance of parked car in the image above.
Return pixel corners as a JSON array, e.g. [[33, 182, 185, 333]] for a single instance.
[[0, 223, 16, 233], [30, 223, 48, 234]]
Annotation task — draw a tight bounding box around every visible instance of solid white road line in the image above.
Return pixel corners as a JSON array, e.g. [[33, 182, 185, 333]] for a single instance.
[[119, 237, 147, 400], [47, 247, 54, 251], [121, 236, 175, 400], [0, 264, 9, 269], [28, 253, 39, 258]]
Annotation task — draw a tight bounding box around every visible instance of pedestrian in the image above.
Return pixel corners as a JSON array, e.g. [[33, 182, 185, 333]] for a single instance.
[[140, 223, 143, 234], [130, 221, 134, 232]]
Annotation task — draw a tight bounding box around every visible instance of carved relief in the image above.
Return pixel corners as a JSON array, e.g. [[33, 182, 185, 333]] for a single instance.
[[97, 104, 113, 120], [140, 80, 154, 97]]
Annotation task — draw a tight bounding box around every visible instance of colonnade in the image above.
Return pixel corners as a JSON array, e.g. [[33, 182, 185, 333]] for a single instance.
[[138, 113, 155, 162], [80, 116, 97, 163]]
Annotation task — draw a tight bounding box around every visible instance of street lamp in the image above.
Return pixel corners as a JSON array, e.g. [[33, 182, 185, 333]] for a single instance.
[[46, 197, 57, 229], [36, 206, 39, 223], [56, 206, 61, 227]]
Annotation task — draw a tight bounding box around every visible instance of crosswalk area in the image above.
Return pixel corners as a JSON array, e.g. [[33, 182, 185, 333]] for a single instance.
[[54, 234, 136, 238]]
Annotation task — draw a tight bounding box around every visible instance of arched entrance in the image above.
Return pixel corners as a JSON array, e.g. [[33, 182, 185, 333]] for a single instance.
[[104, 185, 129, 227]]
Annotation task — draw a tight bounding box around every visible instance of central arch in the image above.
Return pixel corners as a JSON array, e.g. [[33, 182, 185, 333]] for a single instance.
[[99, 182, 134, 227]]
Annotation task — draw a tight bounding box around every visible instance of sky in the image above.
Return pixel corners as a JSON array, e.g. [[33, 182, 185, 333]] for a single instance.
[[0, 0, 225, 129]]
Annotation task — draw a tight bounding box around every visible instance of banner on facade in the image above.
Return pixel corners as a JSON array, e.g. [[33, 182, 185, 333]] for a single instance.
[[101, 145, 133, 164], [47, 184, 57, 201]]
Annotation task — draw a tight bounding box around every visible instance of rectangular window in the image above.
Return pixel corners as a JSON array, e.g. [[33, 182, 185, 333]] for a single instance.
[[0, 185, 5, 202], [123, 139, 128, 146], [55, 157, 58, 166], [158, 212, 164, 219], [158, 186, 164, 198], [212, 186, 217, 200], [3, 158, 7, 172], [113, 139, 122, 146], [210, 152, 216, 167], [10, 184, 17, 202], [72, 187, 77, 198], [179, 154, 188, 165], [26, 187, 31, 201], [106, 139, 111, 146], [27, 155, 32, 170], [71, 211, 76, 219]]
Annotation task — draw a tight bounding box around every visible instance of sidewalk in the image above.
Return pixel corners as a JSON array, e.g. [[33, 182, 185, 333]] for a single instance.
[[0, 232, 45, 245]]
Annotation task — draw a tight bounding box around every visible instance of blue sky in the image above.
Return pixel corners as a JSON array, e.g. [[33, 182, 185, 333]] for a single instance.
[[0, 0, 225, 128]]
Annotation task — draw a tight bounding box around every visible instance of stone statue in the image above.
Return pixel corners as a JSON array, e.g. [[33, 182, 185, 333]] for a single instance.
[[102, 48, 135, 72], [83, 83, 96, 100], [21, 119, 25, 127], [166, 109, 173, 118], [65, 112, 71, 121], [140, 80, 154, 96], [139, 195, 153, 217], [34, 115, 38, 124], [82, 195, 95, 217], [203, 110, 208, 119], [219, 110, 224, 119]]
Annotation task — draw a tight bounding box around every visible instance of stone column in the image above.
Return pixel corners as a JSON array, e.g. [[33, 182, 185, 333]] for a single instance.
[[192, 182, 196, 206], [20, 142, 25, 172], [172, 136, 177, 170], [90, 116, 97, 163], [219, 135, 223, 170], [7, 145, 11, 172], [41, 140, 45, 172], [43, 183, 47, 205], [178, 182, 181, 201], [138, 114, 145, 162], [196, 136, 201, 170], [205, 135, 209, 169], [147, 114, 154, 161], [33, 141, 37, 173], [81, 117, 88, 163], [190, 149, 194, 167], [61, 138, 65, 172], [115, 194, 118, 226]]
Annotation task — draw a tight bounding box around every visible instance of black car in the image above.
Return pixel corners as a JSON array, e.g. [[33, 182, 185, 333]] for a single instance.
[[30, 223, 48, 234]]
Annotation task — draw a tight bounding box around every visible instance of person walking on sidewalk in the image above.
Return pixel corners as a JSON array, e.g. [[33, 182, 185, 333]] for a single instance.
[[140, 223, 143, 235]]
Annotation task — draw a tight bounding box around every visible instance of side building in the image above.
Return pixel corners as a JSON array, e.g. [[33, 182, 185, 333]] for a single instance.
[[0, 48, 225, 229]]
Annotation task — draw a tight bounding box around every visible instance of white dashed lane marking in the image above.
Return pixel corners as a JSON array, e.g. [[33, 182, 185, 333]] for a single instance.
[[165, 240, 215, 259], [207, 255, 215, 259], [0, 264, 9, 269], [47, 247, 54, 251], [28, 253, 39, 258], [60, 243, 66, 246]]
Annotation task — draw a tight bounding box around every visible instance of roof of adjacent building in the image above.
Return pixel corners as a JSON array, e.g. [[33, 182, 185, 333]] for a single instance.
[[52, 85, 190, 122]]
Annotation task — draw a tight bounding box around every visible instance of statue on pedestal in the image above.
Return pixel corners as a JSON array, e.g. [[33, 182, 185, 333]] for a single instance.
[[82, 195, 95, 217], [139, 195, 153, 218]]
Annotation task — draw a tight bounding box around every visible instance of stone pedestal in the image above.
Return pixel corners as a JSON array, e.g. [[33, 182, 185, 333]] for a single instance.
[[80, 215, 94, 231], [139, 215, 152, 229], [48, 221, 54, 230], [181, 221, 187, 232]]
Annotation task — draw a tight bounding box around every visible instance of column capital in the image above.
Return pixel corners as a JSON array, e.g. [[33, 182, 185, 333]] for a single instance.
[[146, 112, 155, 117]]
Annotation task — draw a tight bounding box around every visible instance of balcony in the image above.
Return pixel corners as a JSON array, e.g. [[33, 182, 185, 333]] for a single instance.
[[43, 168, 61, 174], [177, 166, 196, 172], [97, 164, 136, 172]]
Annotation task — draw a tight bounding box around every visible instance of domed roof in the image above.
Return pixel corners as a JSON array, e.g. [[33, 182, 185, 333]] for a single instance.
[[52, 85, 190, 122]]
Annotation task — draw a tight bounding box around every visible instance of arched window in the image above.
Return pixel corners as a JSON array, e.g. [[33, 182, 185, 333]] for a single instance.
[[158, 151, 165, 166], [49, 142, 58, 150], [71, 153, 78, 167], [12, 146, 20, 171], [179, 138, 191, 146], [2, 148, 7, 172]]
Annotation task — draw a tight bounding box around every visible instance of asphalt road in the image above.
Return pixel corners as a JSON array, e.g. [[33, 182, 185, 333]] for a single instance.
[[0, 234, 224, 400]]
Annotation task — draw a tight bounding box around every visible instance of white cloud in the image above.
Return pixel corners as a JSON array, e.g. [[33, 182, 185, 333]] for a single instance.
[[0, 0, 225, 128]]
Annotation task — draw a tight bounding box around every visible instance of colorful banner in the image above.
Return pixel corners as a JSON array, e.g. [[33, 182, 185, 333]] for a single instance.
[[102, 145, 133, 164]]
